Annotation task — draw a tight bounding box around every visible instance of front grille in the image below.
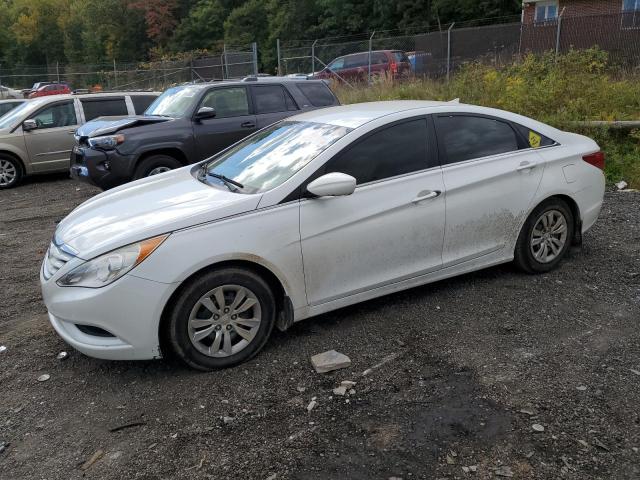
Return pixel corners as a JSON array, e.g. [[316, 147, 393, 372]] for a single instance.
[[43, 241, 75, 280]]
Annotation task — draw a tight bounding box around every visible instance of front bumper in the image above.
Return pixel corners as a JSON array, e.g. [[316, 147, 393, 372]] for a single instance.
[[41, 266, 178, 361], [70, 146, 136, 190]]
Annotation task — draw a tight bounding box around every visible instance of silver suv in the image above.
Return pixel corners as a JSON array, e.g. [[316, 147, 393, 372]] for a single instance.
[[0, 91, 159, 188]]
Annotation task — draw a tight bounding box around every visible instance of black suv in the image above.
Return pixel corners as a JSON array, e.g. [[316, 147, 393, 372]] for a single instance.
[[70, 77, 340, 190]]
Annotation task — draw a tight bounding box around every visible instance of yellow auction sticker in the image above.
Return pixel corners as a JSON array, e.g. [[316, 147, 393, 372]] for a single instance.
[[529, 131, 542, 148]]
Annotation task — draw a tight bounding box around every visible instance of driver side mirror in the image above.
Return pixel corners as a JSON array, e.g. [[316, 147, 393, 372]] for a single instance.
[[307, 172, 356, 197], [22, 119, 37, 132], [195, 106, 216, 121]]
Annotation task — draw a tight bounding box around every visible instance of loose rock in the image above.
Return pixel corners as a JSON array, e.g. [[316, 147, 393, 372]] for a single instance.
[[0, 346, 6, 354], [532, 423, 545, 432], [576, 385, 587, 391], [340, 380, 356, 388], [37, 374, 50, 382], [57, 351, 68, 360], [306, 400, 317, 412], [616, 180, 628, 190], [311, 350, 351, 373], [332, 386, 347, 396], [222, 416, 235, 424], [494, 466, 514, 477]]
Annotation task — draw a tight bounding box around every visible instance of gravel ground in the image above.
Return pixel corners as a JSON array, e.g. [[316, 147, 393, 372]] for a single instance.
[[0, 175, 639, 480]]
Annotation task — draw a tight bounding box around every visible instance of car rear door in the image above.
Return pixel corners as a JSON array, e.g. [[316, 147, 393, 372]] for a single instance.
[[250, 84, 299, 129], [23, 99, 79, 173], [433, 113, 544, 266], [299, 117, 444, 305], [192, 86, 257, 159]]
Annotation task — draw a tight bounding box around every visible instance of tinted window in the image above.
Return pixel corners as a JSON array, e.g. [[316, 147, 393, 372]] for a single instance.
[[252, 85, 296, 114], [328, 57, 345, 70], [344, 53, 368, 68], [0, 103, 19, 116], [81, 98, 127, 121], [513, 123, 557, 148], [296, 83, 336, 107], [325, 118, 429, 184], [200, 87, 249, 118], [29, 101, 77, 129], [131, 95, 158, 115], [436, 115, 518, 164], [372, 52, 388, 64]]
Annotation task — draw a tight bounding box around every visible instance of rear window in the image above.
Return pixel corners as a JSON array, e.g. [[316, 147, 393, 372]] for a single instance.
[[393, 52, 409, 63], [296, 82, 337, 107], [131, 95, 158, 115], [81, 98, 128, 121], [252, 85, 298, 114]]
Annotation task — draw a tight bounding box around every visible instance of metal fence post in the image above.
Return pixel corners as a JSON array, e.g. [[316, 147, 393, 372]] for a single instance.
[[368, 31, 375, 84], [56, 61, 60, 83], [252, 42, 258, 75], [555, 8, 565, 58], [446, 23, 455, 82], [113, 59, 118, 89], [223, 44, 229, 79], [311, 40, 317, 76], [276, 38, 281, 76]]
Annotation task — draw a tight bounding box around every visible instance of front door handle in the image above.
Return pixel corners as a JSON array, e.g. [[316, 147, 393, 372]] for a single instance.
[[412, 190, 441, 203], [241, 121, 256, 128], [517, 161, 536, 171]]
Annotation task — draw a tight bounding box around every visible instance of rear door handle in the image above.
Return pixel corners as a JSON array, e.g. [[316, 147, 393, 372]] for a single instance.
[[517, 161, 536, 171], [241, 121, 256, 128], [412, 190, 441, 203]]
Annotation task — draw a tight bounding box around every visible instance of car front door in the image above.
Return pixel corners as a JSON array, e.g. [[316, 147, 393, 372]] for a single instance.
[[251, 84, 299, 129], [193, 86, 257, 160], [299, 117, 445, 306], [433, 113, 545, 266], [23, 100, 78, 173]]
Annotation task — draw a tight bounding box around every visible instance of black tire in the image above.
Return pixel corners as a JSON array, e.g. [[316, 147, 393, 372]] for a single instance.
[[133, 154, 182, 179], [166, 268, 276, 371], [0, 154, 23, 189], [514, 198, 575, 274]]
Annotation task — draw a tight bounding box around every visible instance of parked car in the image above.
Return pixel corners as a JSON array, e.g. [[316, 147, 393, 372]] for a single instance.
[[28, 83, 72, 99], [70, 77, 339, 190], [41, 101, 605, 370], [0, 99, 26, 117], [0, 85, 23, 99], [0, 91, 160, 188], [313, 50, 411, 82]]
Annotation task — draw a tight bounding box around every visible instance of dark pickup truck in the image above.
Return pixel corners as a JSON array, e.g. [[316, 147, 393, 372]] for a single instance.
[[71, 77, 340, 190]]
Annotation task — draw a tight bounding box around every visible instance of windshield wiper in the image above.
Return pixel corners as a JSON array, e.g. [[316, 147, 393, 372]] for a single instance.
[[198, 164, 244, 191]]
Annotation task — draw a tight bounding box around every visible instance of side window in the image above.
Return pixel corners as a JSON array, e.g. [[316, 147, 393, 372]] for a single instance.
[[345, 53, 367, 68], [200, 87, 249, 118], [81, 98, 128, 121], [325, 118, 429, 185], [252, 85, 297, 114], [435, 115, 519, 164], [296, 82, 336, 107], [29, 101, 77, 129], [131, 95, 158, 115], [513, 123, 557, 148], [372, 52, 388, 64]]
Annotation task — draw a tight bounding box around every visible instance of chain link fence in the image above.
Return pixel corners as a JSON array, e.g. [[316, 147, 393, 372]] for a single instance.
[[0, 44, 258, 93], [278, 12, 640, 85]]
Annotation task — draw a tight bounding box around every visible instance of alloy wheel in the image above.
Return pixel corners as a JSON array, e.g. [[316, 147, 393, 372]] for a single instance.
[[147, 166, 171, 176], [0, 159, 17, 186], [187, 284, 262, 358], [530, 209, 568, 263]]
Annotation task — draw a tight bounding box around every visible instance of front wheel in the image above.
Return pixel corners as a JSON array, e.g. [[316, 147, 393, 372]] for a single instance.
[[166, 268, 276, 370], [0, 155, 22, 189], [133, 154, 182, 179], [514, 198, 575, 273]]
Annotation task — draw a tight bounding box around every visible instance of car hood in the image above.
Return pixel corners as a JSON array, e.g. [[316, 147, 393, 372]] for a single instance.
[[76, 115, 173, 138], [55, 166, 262, 259]]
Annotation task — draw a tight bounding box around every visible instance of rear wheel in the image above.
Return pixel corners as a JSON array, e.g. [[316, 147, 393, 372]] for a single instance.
[[0, 155, 22, 189], [133, 154, 182, 179], [514, 198, 574, 273], [166, 268, 276, 371]]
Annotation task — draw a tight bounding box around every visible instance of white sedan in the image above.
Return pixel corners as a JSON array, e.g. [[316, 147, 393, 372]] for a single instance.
[[40, 101, 605, 370]]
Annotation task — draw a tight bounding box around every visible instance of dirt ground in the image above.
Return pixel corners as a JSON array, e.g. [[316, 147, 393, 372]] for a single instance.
[[0, 174, 639, 480]]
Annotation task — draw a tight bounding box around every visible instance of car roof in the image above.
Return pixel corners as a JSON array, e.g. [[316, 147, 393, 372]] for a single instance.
[[169, 78, 326, 90], [0, 99, 25, 103], [289, 100, 459, 128], [28, 91, 161, 101]]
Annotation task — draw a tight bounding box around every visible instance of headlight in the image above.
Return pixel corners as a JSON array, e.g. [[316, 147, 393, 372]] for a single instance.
[[88, 134, 125, 149], [57, 235, 168, 288]]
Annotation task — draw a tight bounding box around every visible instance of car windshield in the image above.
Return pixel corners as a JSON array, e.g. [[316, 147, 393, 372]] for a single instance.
[[0, 100, 44, 129], [200, 121, 352, 193], [144, 86, 201, 118]]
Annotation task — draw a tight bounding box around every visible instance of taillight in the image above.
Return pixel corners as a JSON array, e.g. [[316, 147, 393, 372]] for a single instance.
[[390, 62, 398, 74], [582, 151, 605, 170]]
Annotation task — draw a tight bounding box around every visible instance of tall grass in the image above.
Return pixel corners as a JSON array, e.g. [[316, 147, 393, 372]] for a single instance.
[[334, 48, 640, 188]]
